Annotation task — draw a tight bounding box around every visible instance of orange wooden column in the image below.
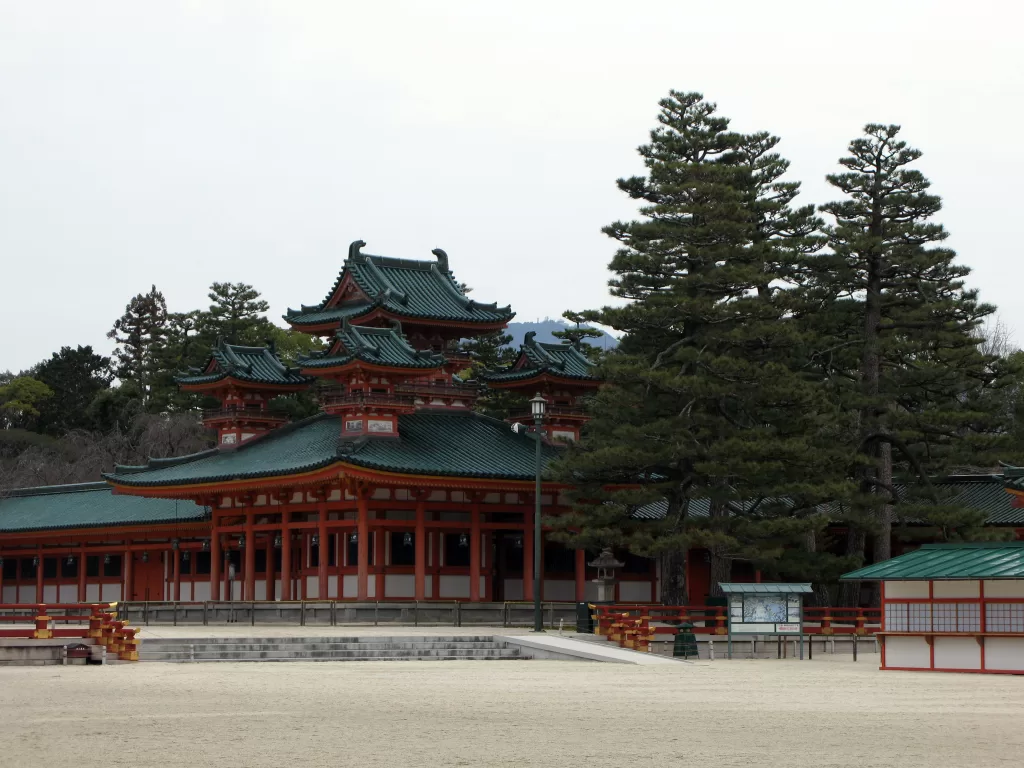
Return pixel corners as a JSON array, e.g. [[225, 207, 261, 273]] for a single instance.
[[78, 547, 87, 602], [575, 548, 586, 602], [356, 493, 370, 600], [264, 537, 274, 601], [35, 552, 44, 603], [210, 531, 221, 601], [317, 500, 328, 600], [172, 546, 181, 602], [469, 500, 481, 602], [123, 544, 133, 602], [244, 513, 256, 601], [414, 497, 426, 601], [374, 526, 386, 600], [432, 526, 441, 599], [522, 518, 534, 603], [280, 513, 291, 601]]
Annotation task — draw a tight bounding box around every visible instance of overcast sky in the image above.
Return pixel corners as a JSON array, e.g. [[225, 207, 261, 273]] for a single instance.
[[2, 1, 1022, 372]]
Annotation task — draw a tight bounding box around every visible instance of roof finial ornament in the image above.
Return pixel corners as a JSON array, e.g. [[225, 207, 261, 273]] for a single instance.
[[348, 240, 366, 261], [524, 331, 537, 347], [431, 248, 449, 272], [388, 318, 403, 335]]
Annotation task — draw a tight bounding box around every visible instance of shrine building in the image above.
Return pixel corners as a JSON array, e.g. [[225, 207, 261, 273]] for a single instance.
[[0, 242, 657, 605]]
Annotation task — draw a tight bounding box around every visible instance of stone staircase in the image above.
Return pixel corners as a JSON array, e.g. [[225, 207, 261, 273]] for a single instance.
[[138, 635, 530, 663]]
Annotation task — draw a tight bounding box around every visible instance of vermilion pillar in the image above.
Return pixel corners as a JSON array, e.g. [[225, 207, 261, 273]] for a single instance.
[[265, 538, 274, 602], [374, 527, 386, 599], [522, 518, 534, 602], [244, 514, 256, 601], [356, 494, 369, 600], [35, 552, 44, 603], [317, 502, 328, 600], [281, 512, 291, 601], [414, 498, 426, 601], [123, 544, 133, 602], [210, 531, 221, 601], [173, 546, 181, 602], [78, 547, 87, 602], [575, 548, 586, 602], [469, 501, 481, 602]]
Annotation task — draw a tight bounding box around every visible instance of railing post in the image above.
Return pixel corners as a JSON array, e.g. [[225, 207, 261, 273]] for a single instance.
[[715, 607, 727, 635], [820, 609, 833, 636], [855, 608, 867, 636]]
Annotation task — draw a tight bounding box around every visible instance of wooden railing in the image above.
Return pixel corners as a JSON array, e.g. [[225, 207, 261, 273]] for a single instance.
[[590, 604, 883, 652], [0, 603, 140, 661]]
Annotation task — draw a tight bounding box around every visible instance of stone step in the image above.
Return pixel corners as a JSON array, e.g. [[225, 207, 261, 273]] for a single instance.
[[140, 648, 524, 661], [140, 641, 504, 653], [146, 654, 529, 663], [141, 638, 499, 651]]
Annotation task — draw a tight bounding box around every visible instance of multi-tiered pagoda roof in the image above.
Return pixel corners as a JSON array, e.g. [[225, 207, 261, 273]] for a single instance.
[[176, 339, 309, 389]]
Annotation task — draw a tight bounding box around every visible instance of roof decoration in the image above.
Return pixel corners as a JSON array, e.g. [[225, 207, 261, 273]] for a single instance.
[[297, 319, 446, 371], [284, 240, 514, 328], [841, 542, 1024, 581], [104, 410, 563, 489], [0, 482, 208, 532], [482, 332, 598, 384], [176, 339, 309, 387]]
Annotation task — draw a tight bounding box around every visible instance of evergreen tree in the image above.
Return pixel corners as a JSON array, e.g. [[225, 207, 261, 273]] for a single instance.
[[0, 375, 53, 430], [30, 346, 112, 435], [552, 311, 605, 361], [205, 282, 274, 345], [807, 125, 1011, 600], [107, 285, 168, 404], [553, 92, 850, 603]]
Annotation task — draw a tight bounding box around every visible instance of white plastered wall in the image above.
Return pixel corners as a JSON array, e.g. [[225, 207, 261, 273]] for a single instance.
[[884, 581, 929, 598], [885, 635, 930, 668], [933, 637, 981, 670]]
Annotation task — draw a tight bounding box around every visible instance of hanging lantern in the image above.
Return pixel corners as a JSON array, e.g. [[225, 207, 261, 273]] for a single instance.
[[311, 534, 319, 547], [201, 539, 210, 552], [403, 533, 413, 547], [32, 556, 39, 567], [66, 555, 75, 566], [104, 554, 111, 565], [171, 538, 180, 551], [350, 532, 358, 543], [182, 550, 191, 562], [273, 535, 282, 548], [0, 557, 4, 567], [237, 535, 245, 549], [514, 535, 523, 549], [142, 552, 149, 563], [459, 533, 469, 547]]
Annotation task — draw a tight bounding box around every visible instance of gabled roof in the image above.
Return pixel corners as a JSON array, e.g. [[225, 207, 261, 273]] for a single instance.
[[297, 320, 445, 371], [0, 482, 208, 532], [482, 332, 598, 384], [177, 339, 309, 387], [104, 411, 563, 488], [841, 542, 1024, 581], [720, 583, 813, 594], [285, 241, 514, 328]]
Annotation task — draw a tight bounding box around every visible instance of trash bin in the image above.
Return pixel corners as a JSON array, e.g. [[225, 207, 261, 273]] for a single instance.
[[673, 624, 699, 658], [576, 602, 594, 633]]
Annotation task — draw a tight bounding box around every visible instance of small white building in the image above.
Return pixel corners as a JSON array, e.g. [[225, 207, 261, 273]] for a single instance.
[[842, 542, 1024, 674]]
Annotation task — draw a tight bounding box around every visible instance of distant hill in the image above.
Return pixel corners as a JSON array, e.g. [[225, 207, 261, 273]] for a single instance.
[[504, 319, 618, 350]]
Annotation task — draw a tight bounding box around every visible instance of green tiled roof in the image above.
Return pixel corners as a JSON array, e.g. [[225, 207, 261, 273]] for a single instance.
[[105, 411, 561, 488], [177, 339, 309, 386], [630, 475, 1024, 525], [841, 542, 1024, 580], [483, 333, 598, 383], [285, 241, 514, 327], [298, 320, 444, 371], [0, 482, 208, 532], [720, 583, 813, 594]]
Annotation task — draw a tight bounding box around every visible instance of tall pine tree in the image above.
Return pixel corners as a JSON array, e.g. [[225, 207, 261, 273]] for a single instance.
[[553, 92, 850, 603], [107, 285, 168, 406]]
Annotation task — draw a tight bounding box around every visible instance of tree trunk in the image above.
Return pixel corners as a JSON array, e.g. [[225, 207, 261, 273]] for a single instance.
[[839, 528, 866, 606], [804, 528, 832, 607], [708, 548, 732, 598], [870, 442, 894, 606], [659, 550, 687, 605]]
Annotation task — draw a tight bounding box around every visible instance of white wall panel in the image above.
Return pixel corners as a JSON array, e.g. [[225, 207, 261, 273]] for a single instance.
[[619, 581, 652, 602], [440, 575, 470, 598], [1, 586, 16, 603], [984, 638, 1024, 671], [193, 582, 210, 601], [342, 575, 358, 598], [933, 637, 981, 670], [385, 574, 415, 598], [42, 585, 57, 602], [884, 636, 930, 668], [933, 580, 979, 598], [885, 581, 930, 599], [327, 575, 338, 599], [254, 583, 267, 601], [59, 585, 77, 603], [983, 580, 1024, 598], [85, 584, 100, 602], [543, 579, 575, 601], [101, 584, 120, 602], [305, 577, 318, 599]]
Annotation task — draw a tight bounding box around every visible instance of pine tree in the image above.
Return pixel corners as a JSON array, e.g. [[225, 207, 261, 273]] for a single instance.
[[553, 92, 851, 603], [807, 125, 1010, 601], [30, 346, 112, 435], [552, 311, 605, 360], [205, 282, 274, 345], [107, 285, 168, 405]]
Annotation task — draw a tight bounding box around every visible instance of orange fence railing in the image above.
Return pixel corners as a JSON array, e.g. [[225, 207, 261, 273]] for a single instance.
[[0, 603, 139, 661]]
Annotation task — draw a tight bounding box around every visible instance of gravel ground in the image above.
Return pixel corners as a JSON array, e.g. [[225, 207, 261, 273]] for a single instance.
[[1, 656, 1021, 768]]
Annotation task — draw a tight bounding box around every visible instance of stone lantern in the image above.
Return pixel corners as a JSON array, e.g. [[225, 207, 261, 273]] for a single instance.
[[588, 548, 625, 603]]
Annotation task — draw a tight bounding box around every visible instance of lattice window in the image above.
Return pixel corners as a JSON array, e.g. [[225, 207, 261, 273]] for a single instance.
[[956, 602, 980, 632], [907, 603, 931, 632], [885, 602, 909, 631], [931, 602, 980, 632], [986, 603, 1024, 633]]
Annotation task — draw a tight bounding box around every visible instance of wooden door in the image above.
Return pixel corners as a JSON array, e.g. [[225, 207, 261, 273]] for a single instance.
[[131, 554, 164, 601]]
